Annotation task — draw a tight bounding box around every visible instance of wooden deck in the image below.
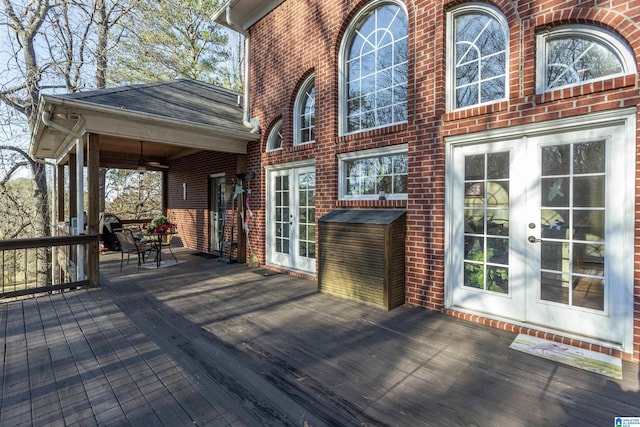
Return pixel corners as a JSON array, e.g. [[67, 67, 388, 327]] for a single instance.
[[1, 248, 639, 426]]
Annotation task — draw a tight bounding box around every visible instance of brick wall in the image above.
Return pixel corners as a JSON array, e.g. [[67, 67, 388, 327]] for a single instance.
[[242, 0, 640, 360], [166, 151, 239, 252]]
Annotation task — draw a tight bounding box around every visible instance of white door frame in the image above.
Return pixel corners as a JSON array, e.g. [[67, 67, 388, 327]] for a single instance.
[[209, 173, 226, 253], [445, 108, 636, 353], [265, 160, 316, 274]]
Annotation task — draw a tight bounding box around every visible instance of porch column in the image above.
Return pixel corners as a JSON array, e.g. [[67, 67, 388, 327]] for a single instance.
[[69, 154, 77, 226], [86, 133, 100, 286], [75, 136, 85, 280], [57, 164, 65, 223]]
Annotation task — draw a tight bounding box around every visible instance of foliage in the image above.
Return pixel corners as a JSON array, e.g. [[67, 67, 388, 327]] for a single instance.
[[464, 248, 509, 293], [108, 0, 242, 89], [1, 0, 238, 243], [104, 169, 162, 220], [0, 178, 38, 239], [144, 215, 177, 234]]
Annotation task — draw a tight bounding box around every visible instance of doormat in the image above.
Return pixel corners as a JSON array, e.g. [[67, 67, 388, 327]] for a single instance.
[[251, 268, 281, 277], [191, 252, 219, 259], [140, 260, 187, 269], [509, 334, 622, 379]]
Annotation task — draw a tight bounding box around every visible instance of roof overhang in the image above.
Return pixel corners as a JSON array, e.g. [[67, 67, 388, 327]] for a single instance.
[[31, 94, 261, 163], [212, 0, 283, 32]]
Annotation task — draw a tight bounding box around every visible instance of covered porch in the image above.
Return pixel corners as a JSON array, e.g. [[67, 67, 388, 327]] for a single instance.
[[1, 249, 639, 425], [27, 79, 261, 293]]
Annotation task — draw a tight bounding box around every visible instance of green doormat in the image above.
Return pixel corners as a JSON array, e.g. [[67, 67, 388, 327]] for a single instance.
[[509, 334, 622, 379]]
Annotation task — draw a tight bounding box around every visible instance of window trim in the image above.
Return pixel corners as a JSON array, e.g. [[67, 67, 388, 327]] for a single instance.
[[446, 3, 510, 112], [266, 119, 283, 152], [338, 0, 409, 136], [536, 24, 636, 94], [293, 74, 315, 146], [338, 144, 409, 200]]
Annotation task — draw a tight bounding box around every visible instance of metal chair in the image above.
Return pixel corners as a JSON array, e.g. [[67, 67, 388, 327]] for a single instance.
[[114, 228, 156, 272]]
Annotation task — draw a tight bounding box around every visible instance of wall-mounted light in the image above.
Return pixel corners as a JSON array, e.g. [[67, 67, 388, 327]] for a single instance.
[[183, 182, 187, 200]]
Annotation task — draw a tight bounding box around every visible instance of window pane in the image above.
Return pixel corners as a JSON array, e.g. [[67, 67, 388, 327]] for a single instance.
[[542, 177, 569, 207], [546, 37, 624, 90], [480, 77, 505, 103], [542, 145, 571, 175], [465, 154, 484, 180], [574, 141, 605, 174], [573, 176, 605, 208], [487, 152, 509, 179]]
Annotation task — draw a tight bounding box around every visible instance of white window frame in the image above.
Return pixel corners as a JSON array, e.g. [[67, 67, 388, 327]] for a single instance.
[[294, 74, 315, 146], [338, 144, 409, 200], [266, 119, 283, 152], [536, 25, 636, 94], [338, 0, 409, 136], [446, 3, 509, 112]]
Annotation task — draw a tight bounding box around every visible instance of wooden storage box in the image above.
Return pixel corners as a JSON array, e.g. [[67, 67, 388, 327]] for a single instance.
[[318, 209, 406, 310]]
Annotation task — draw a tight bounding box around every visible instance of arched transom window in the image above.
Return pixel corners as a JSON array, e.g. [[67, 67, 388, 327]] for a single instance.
[[267, 120, 283, 152], [294, 74, 315, 146], [341, 1, 408, 135], [537, 25, 636, 93], [447, 4, 509, 111]]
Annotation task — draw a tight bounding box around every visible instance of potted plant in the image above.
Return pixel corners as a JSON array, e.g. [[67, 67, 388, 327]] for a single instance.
[[144, 215, 177, 234]]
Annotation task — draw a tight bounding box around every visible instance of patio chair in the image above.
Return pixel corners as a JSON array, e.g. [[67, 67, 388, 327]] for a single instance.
[[114, 228, 156, 272]]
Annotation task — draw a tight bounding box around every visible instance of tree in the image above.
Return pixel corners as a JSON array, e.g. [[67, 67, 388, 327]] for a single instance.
[[104, 169, 162, 220], [0, 0, 53, 242], [108, 0, 234, 86], [0, 0, 242, 250]]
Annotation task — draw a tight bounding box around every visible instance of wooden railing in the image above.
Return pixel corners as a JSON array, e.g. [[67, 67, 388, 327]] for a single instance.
[[0, 234, 99, 299]]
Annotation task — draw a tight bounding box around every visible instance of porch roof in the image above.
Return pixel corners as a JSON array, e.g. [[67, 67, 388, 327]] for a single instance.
[[30, 79, 261, 168]]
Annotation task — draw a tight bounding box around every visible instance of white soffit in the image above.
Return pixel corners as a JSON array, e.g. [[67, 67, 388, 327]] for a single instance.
[[213, 0, 284, 31]]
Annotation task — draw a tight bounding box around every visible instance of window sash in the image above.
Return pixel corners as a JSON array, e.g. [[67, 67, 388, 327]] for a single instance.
[[267, 121, 283, 151], [537, 26, 635, 93], [339, 145, 409, 200], [452, 10, 507, 110], [341, 2, 408, 135]]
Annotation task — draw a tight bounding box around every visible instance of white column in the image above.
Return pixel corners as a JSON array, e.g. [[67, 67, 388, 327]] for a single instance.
[[76, 137, 85, 280], [51, 163, 57, 286]]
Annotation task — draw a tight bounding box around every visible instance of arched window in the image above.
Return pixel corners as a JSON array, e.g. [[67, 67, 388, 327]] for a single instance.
[[537, 25, 636, 93], [340, 1, 408, 135], [447, 3, 509, 111], [294, 75, 315, 146], [266, 120, 283, 152]]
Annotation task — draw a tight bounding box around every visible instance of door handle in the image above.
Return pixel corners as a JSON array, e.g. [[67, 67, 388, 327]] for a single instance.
[[528, 235, 542, 243]]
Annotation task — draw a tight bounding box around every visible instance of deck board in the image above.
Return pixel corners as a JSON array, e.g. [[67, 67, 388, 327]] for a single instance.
[[1, 248, 639, 426]]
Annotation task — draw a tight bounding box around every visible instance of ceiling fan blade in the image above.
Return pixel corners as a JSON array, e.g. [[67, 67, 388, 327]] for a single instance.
[[146, 161, 169, 169]]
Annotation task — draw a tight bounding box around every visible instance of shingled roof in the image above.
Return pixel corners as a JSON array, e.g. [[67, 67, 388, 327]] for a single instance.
[[31, 78, 259, 161], [57, 79, 246, 132]]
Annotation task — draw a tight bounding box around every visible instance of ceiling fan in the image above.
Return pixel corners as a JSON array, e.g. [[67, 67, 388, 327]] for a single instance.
[[137, 141, 168, 173]]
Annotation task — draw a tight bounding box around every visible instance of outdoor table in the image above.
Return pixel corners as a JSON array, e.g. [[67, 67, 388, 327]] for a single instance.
[[143, 231, 177, 268]]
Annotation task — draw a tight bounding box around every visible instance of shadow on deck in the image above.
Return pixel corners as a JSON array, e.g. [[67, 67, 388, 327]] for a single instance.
[[2, 247, 639, 426]]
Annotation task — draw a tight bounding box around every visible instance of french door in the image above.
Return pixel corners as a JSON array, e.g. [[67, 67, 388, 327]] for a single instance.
[[266, 164, 316, 274], [447, 115, 634, 346]]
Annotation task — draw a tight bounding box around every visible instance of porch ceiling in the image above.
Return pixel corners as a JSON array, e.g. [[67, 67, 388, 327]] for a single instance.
[[30, 79, 261, 168]]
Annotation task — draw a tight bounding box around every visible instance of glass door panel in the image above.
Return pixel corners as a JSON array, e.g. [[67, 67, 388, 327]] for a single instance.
[[538, 141, 606, 311], [463, 152, 510, 294]]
